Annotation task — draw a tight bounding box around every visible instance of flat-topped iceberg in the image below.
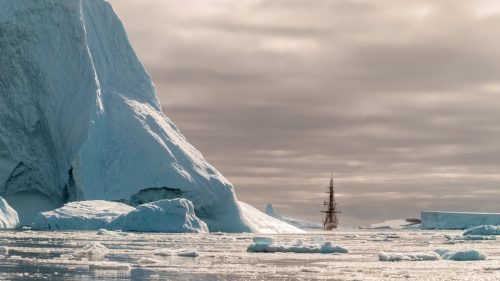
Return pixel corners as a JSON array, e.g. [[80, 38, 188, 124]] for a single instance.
[[421, 211, 500, 230]]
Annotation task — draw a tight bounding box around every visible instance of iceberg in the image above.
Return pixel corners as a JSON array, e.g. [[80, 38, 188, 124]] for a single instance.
[[239, 202, 304, 234], [0, 0, 273, 232], [463, 225, 500, 236], [265, 203, 322, 229], [116, 199, 209, 233], [421, 211, 500, 230], [33, 199, 209, 233], [32, 200, 134, 231], [0, 196, 19, 229]]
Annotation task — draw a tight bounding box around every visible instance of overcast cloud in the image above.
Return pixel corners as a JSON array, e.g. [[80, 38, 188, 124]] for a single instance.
[[108, 0, 500, 226]]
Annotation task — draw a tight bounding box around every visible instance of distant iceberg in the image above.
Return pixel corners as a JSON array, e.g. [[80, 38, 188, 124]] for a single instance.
[[265, 203, 322, 229], [0, 0, 296, 233], [421, 211, 500, 230]]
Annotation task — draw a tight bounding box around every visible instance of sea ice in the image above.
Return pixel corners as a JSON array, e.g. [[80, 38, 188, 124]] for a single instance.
[[72, 242, 109, 261], [463, 225, 500, 236], [176, 250, 199, 258], [0, 246, 8, 255], [435, 249, 486, 261], [137, 257, 160, 265], [88, 262, 131, 271], [378, 252, 441, 262], [252, 237, 275, 245], [247, 240, 347, 254], [0, 197, 19, 229]]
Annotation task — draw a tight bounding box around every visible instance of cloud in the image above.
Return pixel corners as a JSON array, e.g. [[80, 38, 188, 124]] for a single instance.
[[109, 0, 500, 226]]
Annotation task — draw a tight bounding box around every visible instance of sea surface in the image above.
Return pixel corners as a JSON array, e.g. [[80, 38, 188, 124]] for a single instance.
[[0, 229, 499, 280]]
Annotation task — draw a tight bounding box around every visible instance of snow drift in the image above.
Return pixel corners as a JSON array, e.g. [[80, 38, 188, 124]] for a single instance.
[[0, 196, 19, 229], [0, 0, 291, 233]]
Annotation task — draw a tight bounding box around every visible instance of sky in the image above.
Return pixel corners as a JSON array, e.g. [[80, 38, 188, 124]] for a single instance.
[[108, 0, 500, 226]]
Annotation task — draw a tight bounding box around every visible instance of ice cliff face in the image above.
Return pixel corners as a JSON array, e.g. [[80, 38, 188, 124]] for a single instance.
[[0, 0, 249, 232]]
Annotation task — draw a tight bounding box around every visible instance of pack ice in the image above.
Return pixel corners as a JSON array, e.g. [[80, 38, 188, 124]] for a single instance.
[[0, 0, 300, 233]]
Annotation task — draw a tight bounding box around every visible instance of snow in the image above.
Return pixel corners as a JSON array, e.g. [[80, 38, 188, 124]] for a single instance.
[[0, 0, 250, 232], [33, 199, 209, 233], [378, 252, 441, 262], [32, 201, 134, 231], [463, 225, 500, 236], [116, 199, 208, 233], [247, 239, 348, 254], [421, 211, 500, 230], [72, 242, 109, 261], [0, 196, 18, 229], [264, 203, 322, 229], [239, 202, 304, 234]]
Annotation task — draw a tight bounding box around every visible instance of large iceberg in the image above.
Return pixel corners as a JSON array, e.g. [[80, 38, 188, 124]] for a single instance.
[[0, 196, 19, 229], [0, 0, 262, 232]]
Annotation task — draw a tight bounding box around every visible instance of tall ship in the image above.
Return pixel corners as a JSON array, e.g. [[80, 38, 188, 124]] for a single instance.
[[321, 172, 340, 230]]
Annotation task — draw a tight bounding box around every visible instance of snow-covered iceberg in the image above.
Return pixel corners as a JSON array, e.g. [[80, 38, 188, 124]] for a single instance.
[[421, 211, 500, 230], [0, 0, 259, 232], [367, 219, 421, 230], [0, 196, 19, 229], [265, 203, 322, 229]]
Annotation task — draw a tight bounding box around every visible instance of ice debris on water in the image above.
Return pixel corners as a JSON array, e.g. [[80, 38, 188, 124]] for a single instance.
[[434, 249, 486, 261], [378, 252, 441, 262], [72, 242, 109, 261], [252, 236, 274, 245], [138, 257, 160, 265], [463, 225, 500, 236], [247, 239, 347, 254]]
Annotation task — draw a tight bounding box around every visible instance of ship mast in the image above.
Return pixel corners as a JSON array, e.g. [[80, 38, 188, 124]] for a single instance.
[[321, 171, 340, 230]]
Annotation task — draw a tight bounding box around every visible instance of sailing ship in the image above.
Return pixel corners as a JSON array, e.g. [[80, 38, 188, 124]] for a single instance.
[[321, 171, 340, 230]]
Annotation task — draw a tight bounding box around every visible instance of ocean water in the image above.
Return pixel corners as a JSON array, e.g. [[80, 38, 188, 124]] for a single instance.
[[0, 229, 499, 280]]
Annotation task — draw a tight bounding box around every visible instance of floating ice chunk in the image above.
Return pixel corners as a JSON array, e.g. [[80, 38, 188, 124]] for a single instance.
[[72, 242, 109, 261], [463, 225, 500, 236], [320, 242, 348, 254], [252, 237, 274, 245], [89, 262, 131, 271], [115, 199, 208, 233], [176, 250, 199, 257], [0, 246, 8, 255], [378, 251, 441, 262], [300, 267, 322, 273], [32, 201, 134, 231], [154, 249, 174, 256], [0, 197, 19, 229], [445, 234, 496, 241], [435, 249, 486, 261], [138, 257, 160, 265], [247, 240, 347, 254]]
